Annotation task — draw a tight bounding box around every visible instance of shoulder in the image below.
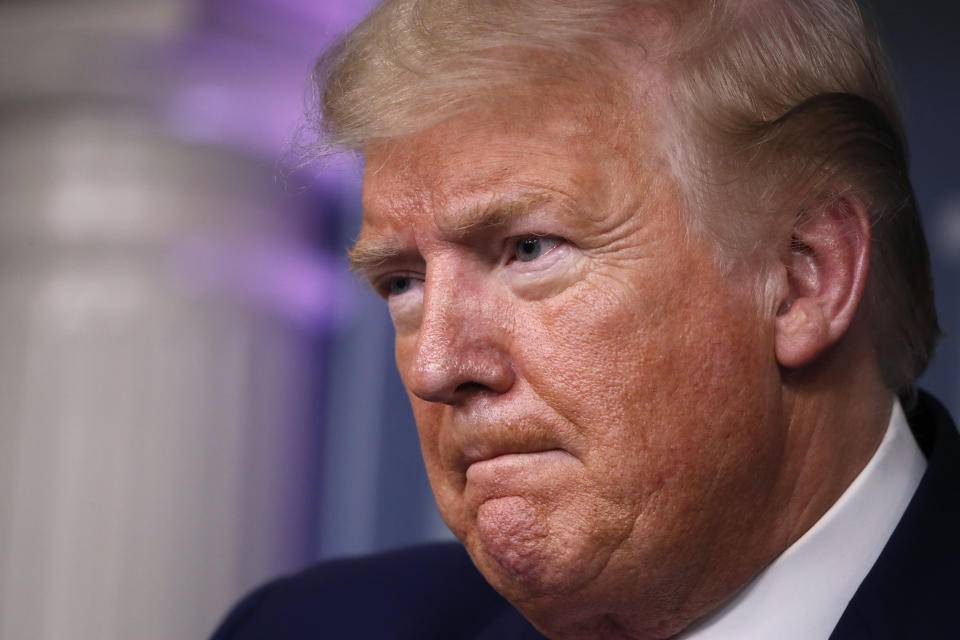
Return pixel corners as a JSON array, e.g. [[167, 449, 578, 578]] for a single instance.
[[210, 542, 520, 640]]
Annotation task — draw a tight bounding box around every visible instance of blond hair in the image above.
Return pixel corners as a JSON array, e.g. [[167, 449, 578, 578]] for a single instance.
[[310, 0, 939, 391]]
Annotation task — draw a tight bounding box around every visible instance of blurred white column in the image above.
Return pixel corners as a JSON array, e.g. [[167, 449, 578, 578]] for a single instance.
[[0, 105, 327, 640]]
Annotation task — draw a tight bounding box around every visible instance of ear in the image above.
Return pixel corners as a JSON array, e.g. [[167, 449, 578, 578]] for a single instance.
[[774, 191, 871, 369]]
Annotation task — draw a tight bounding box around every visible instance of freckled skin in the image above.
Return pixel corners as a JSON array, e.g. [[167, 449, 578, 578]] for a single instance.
[[358, 87, 888, 640]]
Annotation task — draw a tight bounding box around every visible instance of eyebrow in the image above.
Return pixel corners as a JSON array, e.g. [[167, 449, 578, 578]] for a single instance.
[[348, 192, 550, 280], [347, 237, 408, 280]]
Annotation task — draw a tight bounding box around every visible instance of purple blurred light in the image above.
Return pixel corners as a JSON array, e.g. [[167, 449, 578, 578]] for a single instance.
[[170, 235, 360, 330], [202, 0, 379, 53]]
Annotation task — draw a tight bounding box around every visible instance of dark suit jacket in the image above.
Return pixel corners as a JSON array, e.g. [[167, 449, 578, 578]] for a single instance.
[[210, 391, 958, 640]]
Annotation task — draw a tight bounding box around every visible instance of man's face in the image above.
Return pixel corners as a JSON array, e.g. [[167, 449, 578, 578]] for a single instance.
[[356, 90, 790, 635]]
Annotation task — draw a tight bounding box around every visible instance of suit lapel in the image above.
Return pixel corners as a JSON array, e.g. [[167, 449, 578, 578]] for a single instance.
[[830, 391, 960, 639]]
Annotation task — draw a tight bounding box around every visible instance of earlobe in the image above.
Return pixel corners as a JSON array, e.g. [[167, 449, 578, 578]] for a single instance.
[[775, 296, 831, 368], [774, 191, 871, 369]]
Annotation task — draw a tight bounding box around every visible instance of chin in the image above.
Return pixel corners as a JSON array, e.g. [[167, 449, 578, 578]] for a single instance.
[[461, 495, 614, 602]]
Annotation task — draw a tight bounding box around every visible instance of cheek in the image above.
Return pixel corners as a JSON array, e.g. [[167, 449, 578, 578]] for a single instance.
[[407, 396, 444, 475], [407, 394, 480, 530], [516, 278, 784, 595], [517, 275, 679, 432], [519, 266, 776, 488], [396, 334, 447, 485]]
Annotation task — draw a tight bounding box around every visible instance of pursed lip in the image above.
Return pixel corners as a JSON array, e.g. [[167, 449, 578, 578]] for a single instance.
[[458, 440, 568, 472], [446, 411, 574, 474]]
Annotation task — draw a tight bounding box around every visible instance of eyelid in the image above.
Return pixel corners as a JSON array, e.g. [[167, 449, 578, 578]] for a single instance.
[[507, 234, 566, 264], [374, 272, 424, 298]]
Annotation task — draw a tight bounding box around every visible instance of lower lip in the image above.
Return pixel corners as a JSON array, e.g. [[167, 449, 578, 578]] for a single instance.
[[465, 449, 574, 486]]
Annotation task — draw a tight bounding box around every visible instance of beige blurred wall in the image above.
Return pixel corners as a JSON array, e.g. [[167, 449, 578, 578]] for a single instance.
[[0, 2, 324, 638]]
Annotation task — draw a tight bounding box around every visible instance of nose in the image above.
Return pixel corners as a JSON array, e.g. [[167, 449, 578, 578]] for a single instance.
[[402, 265, 515, 405]]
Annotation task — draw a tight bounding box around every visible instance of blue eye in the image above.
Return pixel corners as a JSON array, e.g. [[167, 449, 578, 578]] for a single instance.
[[515, 236, 560, 262], [388, 277, 413, 295]]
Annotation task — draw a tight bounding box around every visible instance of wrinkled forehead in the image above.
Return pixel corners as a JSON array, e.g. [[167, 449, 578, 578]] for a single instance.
[[358, 101, 578, 237], [350, 86, 688, 290], [359, 77, 668, 224]]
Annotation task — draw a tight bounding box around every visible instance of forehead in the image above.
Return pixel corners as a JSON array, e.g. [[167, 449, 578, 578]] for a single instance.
[[358, 83, 668, 242]]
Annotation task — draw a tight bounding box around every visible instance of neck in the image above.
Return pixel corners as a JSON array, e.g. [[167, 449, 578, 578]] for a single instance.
[[770, 335, 893, 553]]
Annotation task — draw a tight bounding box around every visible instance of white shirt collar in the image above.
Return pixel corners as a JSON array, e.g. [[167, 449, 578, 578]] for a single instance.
[[677, 399, 927, 640]]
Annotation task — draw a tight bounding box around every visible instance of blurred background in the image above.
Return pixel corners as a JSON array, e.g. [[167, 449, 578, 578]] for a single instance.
[[0, 0, 955, 638]]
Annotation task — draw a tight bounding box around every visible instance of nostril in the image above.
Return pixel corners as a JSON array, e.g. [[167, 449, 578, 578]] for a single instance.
[[454, 381, 487, 395]]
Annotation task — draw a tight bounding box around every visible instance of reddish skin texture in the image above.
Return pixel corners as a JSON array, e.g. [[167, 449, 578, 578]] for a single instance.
[[354, 91, 887, 639]]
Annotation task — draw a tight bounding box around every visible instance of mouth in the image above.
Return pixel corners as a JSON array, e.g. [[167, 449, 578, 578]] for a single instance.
[[448, 416, 574, 476], [462, 442, 566, 469], [463, 447, 567, 468], [461, 448, 578, 503]]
